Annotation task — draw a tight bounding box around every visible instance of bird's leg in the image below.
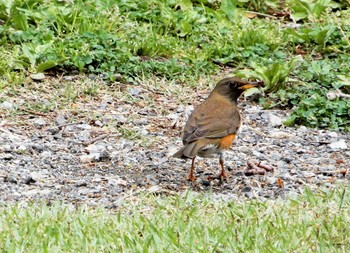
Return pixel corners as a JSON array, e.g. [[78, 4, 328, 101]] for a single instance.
[[219, 153, 227, 180], [188, 157, 197, 182]]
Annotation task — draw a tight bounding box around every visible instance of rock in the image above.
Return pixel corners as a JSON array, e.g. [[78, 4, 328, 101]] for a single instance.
[[15, 145, 27, 153], [85, 144, 107, 154], [23, 176, 36, 185], [298, 126, 308, 132], [31, 73, 45, 81], [0, 101, 14, 110], [41, 151, 52, 158], [238, 146, 251, 154], [328, 139, 347, 150], [30, 171, 48, 181], [327, 132, 338, 138], [252, 150, 264, 158], [32, 144, 44, 152], [269, 131, 293, 139], [33, 118, 47, 128], [241, 186, 252, 192], [269, 114, 284, 127], [23, 189, 52, 197], [63, 75, 74, 81], [56, 115, 66, 126], [78, 130, 91, 142], [276, 161, 288, 172], [80, 154, 97, 163], [1, 154, 14, 160], [94, 120, 103, 127], [4, 175, 17, 184], [113, 115, 127, 123], [134, 119, 148, 125], [108, 177, 128, 186], [75, 180, 87, 187], [77, 124, 91, 130], [2, 144, 12, 152], [128, 88, 142, 96]]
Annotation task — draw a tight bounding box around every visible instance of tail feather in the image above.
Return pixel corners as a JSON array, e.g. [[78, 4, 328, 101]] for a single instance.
[[173, 142, 199, 159]]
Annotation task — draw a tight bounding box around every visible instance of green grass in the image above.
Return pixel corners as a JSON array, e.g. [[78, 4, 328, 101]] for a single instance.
[[1, 187, 350, 252], [1, 0, 350, 131]]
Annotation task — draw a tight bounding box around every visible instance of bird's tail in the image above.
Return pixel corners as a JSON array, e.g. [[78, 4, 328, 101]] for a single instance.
[[173, 142, 198, 159]]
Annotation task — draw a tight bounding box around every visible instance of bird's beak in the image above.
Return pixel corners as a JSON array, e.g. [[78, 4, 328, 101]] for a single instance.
[[239, 81, 258, 90]]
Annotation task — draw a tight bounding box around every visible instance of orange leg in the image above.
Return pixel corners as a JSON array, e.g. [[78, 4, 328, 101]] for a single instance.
[[219, 153, 227, 179], [188, 157, 197, 182]]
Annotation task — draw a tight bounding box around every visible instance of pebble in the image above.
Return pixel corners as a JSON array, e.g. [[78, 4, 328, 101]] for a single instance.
[[242, 186, 252, 192], [269, 131, 294, 139], [85, 144, 107, 154], [128, 88, 142, 96], [76, 124, 92, 130], [0, 101, 14, 110], [328, 139, 347, 150], [31, 73, 45, 81], [23, 176, 36, 185], [268, 114, 284, 127], [80, 154, 97, 163], [75, 180, 88, 187], [78, 130, 91, 142], [56, 115, 67, 126], [0, 88, 349, 207], [1, 154, 14, 160], [33, 118, 47, 128]]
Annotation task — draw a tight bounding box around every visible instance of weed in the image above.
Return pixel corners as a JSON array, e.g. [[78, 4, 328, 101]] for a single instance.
[[0, 187, 349, 252], [0, 0, 349, 130]]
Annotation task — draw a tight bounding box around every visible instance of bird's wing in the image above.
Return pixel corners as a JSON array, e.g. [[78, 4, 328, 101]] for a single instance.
[[182, 100, 241, 144]]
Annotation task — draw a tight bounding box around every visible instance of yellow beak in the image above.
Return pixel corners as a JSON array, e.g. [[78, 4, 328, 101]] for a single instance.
[[239, 83, 257, 90]]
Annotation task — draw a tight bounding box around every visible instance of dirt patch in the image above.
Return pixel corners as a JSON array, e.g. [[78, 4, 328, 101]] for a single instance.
[[0, 76, 349, 207]]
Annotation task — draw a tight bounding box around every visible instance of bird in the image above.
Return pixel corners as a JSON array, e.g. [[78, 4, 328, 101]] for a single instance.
[[173, 77, 258, 182]]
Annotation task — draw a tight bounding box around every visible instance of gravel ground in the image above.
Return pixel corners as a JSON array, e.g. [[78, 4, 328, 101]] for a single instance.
[[0, 77, 349, 207]]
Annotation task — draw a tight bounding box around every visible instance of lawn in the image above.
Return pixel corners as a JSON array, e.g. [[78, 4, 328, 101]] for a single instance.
[[1, 0, 350, 252], [1, 0, 350, 130], [1, 187, 350, 252]]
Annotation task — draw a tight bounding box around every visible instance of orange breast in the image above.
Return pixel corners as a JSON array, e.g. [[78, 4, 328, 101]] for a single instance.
[[219, 133, 237, 149]]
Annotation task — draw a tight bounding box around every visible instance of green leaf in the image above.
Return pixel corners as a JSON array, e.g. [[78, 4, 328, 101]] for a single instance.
[[243, 87, 261, 97], [178, 0, 193, 11], [220, 0, 237, 21], [37, 61, 57, 72], [21, 44, 37, 66], [13, 12, 28, 31]]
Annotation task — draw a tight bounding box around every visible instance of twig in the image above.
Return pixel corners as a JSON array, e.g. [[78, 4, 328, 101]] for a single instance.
[[82, 133, 110, 146], [58, 121, 84, 129], [327, 89, 350, 100], [244, 11, 277, 19], [19, 108, 48, 117]]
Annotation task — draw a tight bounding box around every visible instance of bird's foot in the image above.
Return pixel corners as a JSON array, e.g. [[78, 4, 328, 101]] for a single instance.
[[219, 172, 228, 182], [187, 174, 197, 182], [244, 160, 274, 176]]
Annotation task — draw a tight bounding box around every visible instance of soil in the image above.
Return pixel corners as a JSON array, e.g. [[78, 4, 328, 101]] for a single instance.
[[0, 76, 349, 208]]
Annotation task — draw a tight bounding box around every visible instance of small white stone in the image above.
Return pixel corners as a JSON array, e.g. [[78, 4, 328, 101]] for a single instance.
[[327, 132, 338, 138], [31, 73, 45, 80], [329, 139, 347, 150], [0, 101, 14, 110], [33, 118, 47, 128], [269, 114, 284, 127], [80, 154, 96, 163], [269, 131, 293, 139], [78, 130, 91, 142]]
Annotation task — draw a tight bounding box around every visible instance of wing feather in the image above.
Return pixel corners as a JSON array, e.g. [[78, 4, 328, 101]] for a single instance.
[[182, 98, 241, 144]]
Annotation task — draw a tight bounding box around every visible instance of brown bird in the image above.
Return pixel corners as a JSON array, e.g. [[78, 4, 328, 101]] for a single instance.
[[173, 77, 258, 181]]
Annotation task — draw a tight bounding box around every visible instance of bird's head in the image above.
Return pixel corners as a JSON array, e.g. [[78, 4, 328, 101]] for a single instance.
[[213, 77, 260, 102]]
